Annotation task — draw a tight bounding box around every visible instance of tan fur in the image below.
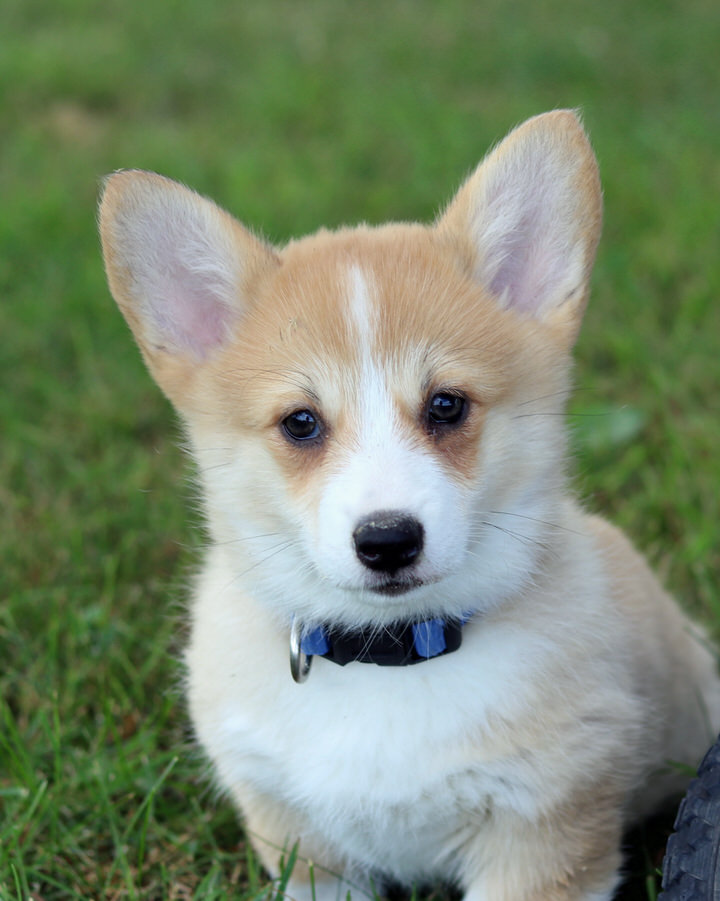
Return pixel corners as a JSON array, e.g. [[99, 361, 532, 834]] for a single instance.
[[99, 111, 720, 901]]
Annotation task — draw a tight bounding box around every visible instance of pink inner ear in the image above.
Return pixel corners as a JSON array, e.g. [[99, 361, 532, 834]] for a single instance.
[[489, 228, 565, 316], [479, 177, 567, 316], [151, 263, 236, 359]]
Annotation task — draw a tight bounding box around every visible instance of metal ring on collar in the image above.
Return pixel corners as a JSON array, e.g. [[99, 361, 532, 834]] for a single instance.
[[289, 618, 312, 684]]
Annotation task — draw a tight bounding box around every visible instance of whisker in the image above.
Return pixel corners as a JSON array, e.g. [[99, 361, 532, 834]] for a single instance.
[[194, 461, 234, 475], [216, 538, 303, 596], [511, 408, 617, 420], [212, 531, 286, 547], [514, 385, 600, 408], [215, 365, 319, 395], [510, 411, 569, 419], [488, 511, 583, 536], [477, 520, 551, 550], [515, 389, 571, 407]]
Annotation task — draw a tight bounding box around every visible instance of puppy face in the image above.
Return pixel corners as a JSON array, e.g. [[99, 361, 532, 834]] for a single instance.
[[99, 111, 601, 628], [189, 229, 570, 627]]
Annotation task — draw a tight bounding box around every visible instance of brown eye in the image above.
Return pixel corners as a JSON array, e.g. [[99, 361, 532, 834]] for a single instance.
[[282, 409, 321, 442], [427, 392, 466, 426]]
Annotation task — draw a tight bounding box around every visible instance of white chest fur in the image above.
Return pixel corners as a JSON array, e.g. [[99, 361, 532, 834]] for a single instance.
[[199, 652, 503, 880], [186, 550, 644, 885]]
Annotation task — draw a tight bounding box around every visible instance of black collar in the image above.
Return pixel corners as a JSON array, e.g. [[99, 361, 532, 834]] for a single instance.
[[290, 615, 470, 683]]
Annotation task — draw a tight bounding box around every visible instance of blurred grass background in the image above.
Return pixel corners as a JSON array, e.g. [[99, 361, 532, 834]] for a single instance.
[[1, 0, 719, 898]]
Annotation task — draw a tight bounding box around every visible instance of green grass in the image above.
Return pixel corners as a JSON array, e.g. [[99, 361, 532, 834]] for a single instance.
[[2, 0, 720, 897]]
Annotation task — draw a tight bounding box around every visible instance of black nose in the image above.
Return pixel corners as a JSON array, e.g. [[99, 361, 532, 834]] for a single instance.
[[353, 512, 424, 573]]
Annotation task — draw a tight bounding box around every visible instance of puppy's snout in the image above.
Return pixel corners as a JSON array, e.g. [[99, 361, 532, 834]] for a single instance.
[[353, 512, 424, 573]]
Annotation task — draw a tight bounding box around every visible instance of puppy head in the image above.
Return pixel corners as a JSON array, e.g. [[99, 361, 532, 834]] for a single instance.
[[99, 110, 601, 627]]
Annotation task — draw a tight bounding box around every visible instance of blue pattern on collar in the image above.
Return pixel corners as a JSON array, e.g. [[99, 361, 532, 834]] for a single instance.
[[300, 625, 331, 656], [411, 618, 446, 657], [299, 612, 474, 663]]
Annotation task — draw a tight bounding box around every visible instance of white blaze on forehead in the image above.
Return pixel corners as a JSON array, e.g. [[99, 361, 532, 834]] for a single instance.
[[348, 263, 379, 348], [345, 264, 392, 434]]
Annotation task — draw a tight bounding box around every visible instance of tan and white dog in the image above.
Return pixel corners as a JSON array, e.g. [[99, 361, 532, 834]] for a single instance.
[[99, 111, 720, 901]]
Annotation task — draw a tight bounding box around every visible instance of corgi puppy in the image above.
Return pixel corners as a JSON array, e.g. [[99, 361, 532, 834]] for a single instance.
[[99, 111, 720, 901]]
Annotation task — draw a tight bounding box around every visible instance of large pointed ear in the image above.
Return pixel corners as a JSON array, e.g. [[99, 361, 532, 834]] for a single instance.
[[437, 110, 602, 344], [99, 170, 278, 402]]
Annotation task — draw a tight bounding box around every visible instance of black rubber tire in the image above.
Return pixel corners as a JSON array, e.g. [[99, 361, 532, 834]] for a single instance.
[[659, 735, 720, 900]]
